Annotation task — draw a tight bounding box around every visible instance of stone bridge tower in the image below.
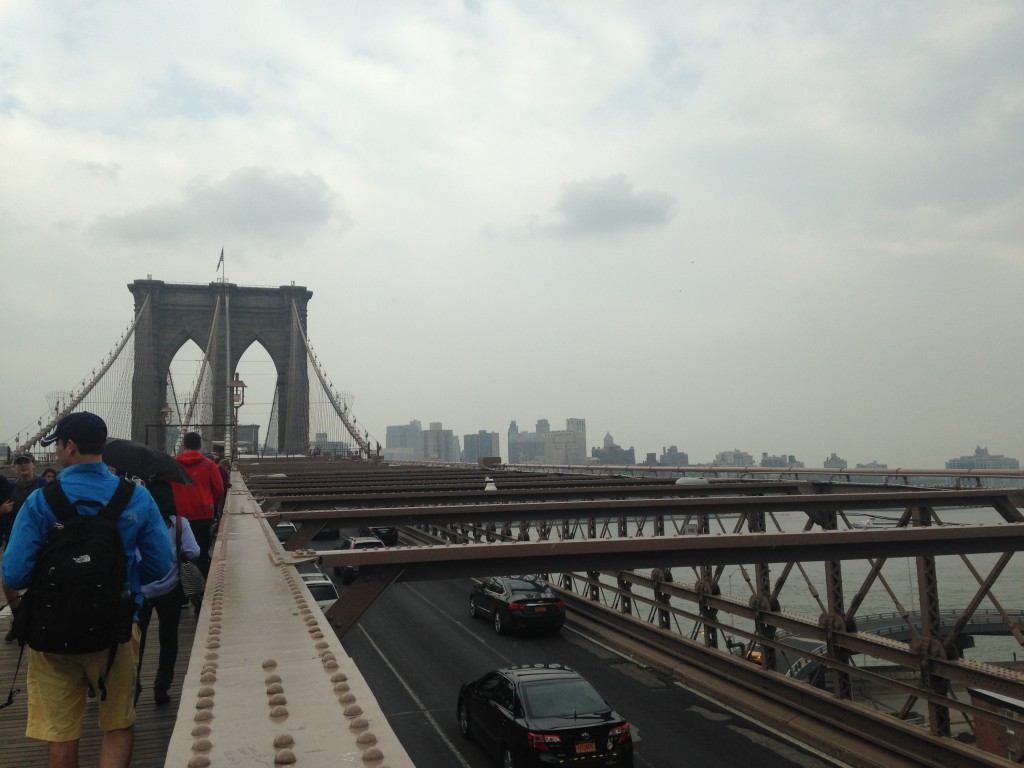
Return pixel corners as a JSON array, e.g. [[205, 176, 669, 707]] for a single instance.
[[128, 279, 312, 455]]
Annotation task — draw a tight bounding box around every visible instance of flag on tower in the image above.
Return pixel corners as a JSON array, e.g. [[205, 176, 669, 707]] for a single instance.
[[216, 247, 224, 270]]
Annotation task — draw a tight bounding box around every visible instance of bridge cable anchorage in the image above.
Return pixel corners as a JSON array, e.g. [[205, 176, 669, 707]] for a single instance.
[[290, 298, 371, 457], [16, 293, 152, 453]]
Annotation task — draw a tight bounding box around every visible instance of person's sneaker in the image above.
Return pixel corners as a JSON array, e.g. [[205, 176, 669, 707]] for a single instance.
[[154, 689, 171, 706], [4, 629, 14, 643]]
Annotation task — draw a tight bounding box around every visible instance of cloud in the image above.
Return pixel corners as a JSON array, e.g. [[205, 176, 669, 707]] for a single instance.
[[90, 167, 347, 246], [547, 174, 675, 238]]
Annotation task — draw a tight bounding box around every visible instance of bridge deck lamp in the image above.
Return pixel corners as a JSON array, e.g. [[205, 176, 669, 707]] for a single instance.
[[229, 376, 246, 461]]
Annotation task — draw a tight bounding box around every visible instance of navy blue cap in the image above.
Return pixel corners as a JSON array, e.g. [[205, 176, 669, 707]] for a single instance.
[[40, 412, 108, 447]]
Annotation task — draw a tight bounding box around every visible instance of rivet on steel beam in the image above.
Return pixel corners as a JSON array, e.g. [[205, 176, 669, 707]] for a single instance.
[[315, 641, 329, 650], [360, 746, 384, 761], [269, 693, 287, 706], [274, 749, 297, 765], [198, 686, 215, 697], [321, 653, 336, 663], [311, 631, 324, 638], [267, 683, 284, 695], [356, 731, 377, 745], [349, 717, 368, 730], [200, 673, 217, 683], [334, 682, 350, 693], [263, 659, 278, 669], [339, 693, 356, 704], [324, 659, 339, 669], [196, 697, 214, 709], [265, 674, 282, 684], [343, 704, 363, 717], [187, 757, 211, 768], [270, 705, 288, 718], [273, 734, 294, 749], [331, 672, 348, 683], [194, 710, 214, 722], [191, 738, 213, 752], [191, 725, 211, 739]]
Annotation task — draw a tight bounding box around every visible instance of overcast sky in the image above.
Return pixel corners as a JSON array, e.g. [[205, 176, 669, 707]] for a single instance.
[[2, 2, 1022, 468]]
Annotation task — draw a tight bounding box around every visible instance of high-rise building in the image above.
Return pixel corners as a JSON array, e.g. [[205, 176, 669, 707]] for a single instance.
[[422, 422, 459, 462], [507, 417, 586, 464], [464, 430, 500, 464], [507, 420, 545, 463], [761, 452, 804, 468], [385, 420, 422, 461], [659, 446, 689, 466], [713, 448, 755, 467], [824, 453, 848, 469], [592, 432, 635, 464], [946, 446, 1020, 471]]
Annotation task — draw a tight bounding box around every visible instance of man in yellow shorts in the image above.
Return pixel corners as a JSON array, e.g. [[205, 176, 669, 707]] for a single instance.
[[2, 413, 172, 768]]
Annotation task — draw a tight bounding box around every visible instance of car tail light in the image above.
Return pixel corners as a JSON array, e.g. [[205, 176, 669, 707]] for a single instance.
[[608, 722, 631, 743], [508, 601, 525, 611], [554, 600, 567, 608], [527, 731, 562, 751]]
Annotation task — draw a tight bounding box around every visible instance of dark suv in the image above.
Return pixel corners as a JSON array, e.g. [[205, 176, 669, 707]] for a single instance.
[[458, 664, 633, 767]]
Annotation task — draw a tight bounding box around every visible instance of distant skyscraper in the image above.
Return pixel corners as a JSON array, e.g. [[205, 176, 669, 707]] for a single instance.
[[713, 448, 755, 467], [385, 420, 422, 461], [592, 432, 635, 464], [464, 430, 500, 463], [659, 446, 689, 466], [761, 452, 804, 468], [421, 421, 459, 462], [946, 446, 1020, 471], [507, 417, 586, 464], [824, 453, 848, 469]]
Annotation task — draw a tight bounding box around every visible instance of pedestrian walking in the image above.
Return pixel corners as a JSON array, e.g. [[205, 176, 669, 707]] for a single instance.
[[136, 480, 199, 706], [1, 412, 173, 768], [172, 433, 224, 609]]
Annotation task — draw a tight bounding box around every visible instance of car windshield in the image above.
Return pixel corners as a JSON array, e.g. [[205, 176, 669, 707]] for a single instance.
[[353, 541, 383, 549], [508, 579, 548, 595], [520, 680, 609, 719], [308, 585, 337, 602]]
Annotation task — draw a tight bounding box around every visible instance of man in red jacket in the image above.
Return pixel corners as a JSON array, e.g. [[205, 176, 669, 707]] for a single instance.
[[173, 433, 224, 581]]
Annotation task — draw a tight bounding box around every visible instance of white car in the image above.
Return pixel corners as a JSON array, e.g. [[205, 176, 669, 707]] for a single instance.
[[300, 572, 339, 611]]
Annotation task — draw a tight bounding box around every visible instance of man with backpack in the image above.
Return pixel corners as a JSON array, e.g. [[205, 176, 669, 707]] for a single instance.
[[1, 412, 173, 768]]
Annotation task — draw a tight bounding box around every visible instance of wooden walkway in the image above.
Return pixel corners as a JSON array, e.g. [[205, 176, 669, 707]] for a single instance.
[[0, 606, 198, 768]]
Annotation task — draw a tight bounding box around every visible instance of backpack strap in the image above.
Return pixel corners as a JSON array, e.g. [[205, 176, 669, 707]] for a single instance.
[[41, 478, 135, 523], [41, 481, 77, 522], [100, 480, 135, 522]]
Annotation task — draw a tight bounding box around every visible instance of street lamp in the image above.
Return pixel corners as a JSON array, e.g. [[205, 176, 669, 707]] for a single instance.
[[227, 376, 246, 462]]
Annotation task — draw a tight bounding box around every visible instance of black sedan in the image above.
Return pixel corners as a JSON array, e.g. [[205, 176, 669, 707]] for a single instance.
[[457, 664, 633, 768], [470, 576, 566, 634]]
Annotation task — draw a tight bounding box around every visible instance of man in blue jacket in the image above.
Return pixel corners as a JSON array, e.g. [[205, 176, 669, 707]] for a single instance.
[[2, 412, 173, 768]]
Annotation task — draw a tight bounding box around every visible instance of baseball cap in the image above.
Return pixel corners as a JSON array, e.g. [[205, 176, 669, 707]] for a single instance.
[[39, 412, 108, 447], [13, 451, 34, 463]]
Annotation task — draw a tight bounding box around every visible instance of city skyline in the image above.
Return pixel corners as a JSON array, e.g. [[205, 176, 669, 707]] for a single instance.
[[379, 413, 1019, 470]]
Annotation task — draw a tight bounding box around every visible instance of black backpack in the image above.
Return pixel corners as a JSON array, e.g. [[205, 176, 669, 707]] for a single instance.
[[17, 479, 135, 666]]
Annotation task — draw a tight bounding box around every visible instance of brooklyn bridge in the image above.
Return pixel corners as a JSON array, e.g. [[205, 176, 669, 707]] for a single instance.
[[2, 279, 1024, 768]]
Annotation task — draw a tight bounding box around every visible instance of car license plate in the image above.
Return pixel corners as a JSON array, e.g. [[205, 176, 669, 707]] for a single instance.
[[575, 741, 596, 754], [534, 606, 547, 612]]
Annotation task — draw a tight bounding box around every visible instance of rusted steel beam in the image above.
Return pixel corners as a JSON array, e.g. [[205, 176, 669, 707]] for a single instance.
[[304, 522, 1024, 582], [271, 486, 1018, 527], [254, 480, 814, 509]]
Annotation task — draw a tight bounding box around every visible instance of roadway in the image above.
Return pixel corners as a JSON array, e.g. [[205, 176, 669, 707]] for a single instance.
[[323, 533, 845, 768]]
